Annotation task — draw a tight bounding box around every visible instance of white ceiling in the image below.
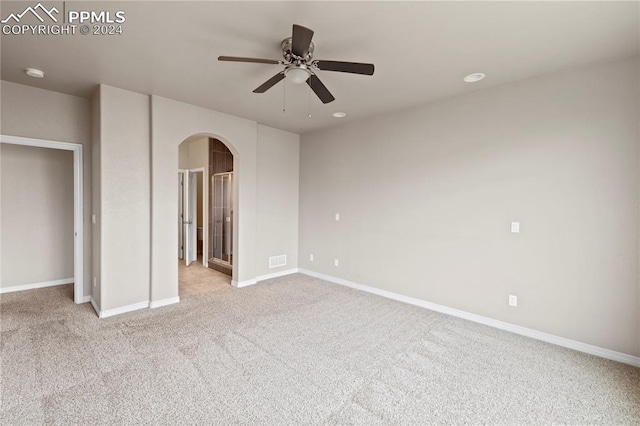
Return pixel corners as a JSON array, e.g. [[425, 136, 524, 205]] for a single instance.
[[1, 1, 638, 134]]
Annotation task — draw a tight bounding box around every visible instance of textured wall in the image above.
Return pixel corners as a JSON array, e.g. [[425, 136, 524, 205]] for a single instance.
[[1, 145, 73, 287], [99, 85, 151, 310], [90, 88, 101, 306], [256, 125, 300, 277], [299, 57, 640, 356]]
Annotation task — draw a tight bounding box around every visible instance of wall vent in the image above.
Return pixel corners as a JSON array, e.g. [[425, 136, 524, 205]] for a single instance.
[[269, 255, 287, 269]]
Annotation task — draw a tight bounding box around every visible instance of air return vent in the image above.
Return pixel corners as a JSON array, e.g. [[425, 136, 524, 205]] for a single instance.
[[269, 255, 287, 269]]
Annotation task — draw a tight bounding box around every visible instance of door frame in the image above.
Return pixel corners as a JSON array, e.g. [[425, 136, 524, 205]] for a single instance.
[[179, 168, 208, 267], [178, 170, 185, 259], [188, 167, 208, 267], [185, 170, 196, 266], [211, 171, 234, 267], [0, 134, 85, 304]]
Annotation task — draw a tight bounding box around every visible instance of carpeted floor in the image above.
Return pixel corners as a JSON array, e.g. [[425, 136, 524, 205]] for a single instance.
[[1, 267, 639, 425]]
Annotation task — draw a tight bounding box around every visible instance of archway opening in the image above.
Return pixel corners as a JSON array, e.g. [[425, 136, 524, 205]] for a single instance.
[[177, 135, 235, 297]]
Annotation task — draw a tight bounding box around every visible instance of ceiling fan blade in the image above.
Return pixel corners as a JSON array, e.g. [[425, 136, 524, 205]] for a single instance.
[[253, 72, 285, 93], [218, 56, 283, 65], [292, 24, 314, 58], [315, 60, 375, 76], [306, 74, 335, 104]]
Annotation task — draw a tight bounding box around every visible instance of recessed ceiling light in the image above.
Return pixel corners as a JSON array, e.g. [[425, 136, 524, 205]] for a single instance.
[[25, 68, 45, 78], [332, 112, 346, 118], [463, 73, 485, 83]]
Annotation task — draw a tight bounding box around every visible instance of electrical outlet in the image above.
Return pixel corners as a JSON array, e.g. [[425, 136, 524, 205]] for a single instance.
[[334, 259, 339, 267], [335, 213, 340, 221], [309, 254, 314, 262], [509, 295, 517, 307]]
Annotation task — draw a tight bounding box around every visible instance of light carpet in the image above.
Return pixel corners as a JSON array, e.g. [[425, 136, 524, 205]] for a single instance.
[[1, 265, 639, 424]]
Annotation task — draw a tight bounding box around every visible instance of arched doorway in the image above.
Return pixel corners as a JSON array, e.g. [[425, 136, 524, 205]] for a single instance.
[[150, 96, 258, 309], [177, 134, 236, 297]]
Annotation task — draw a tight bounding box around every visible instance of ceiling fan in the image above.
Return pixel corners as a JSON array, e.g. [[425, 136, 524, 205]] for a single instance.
[[218, 24, 375, 104]]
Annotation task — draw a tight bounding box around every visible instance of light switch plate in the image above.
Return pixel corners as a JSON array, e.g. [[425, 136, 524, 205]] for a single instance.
[[335, 213, 340, 221], [511, 222, 520, 233], [334, 259, 339, 267], [309, 254, 314, 261], [509, 295, 518, 307]]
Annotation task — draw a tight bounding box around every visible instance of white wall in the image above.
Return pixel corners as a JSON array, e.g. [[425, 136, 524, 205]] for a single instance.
[[91, 88, 102, 306], [256, 125, 299, 277], [0, 81, 92, 296], [178, 141, 189, 170], [98, 85, 151, 311], [178, 137, 208, 170], [1, 145, 73, 287], [299, 57, 640, 357], [190, 138, 208, 170]]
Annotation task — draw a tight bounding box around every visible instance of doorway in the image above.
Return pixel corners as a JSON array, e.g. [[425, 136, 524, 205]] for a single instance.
[[178, 168, 206, 267], [0, 135, 84, 303], [177, 136, 232, 297]]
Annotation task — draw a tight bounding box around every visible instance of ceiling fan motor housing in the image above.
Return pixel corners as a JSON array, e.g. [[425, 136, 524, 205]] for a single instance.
[[281, 37, 314, 62]]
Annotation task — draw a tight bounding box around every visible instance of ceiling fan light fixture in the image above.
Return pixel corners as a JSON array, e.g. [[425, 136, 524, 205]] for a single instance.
[[285, 66, 311, 84], [25, 68, 45, 78], [463, 72, 485, 83]]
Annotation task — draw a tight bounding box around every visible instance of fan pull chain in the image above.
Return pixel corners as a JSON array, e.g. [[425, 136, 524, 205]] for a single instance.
[[282, 79, 286, 112], [308, 81, 312, 118]]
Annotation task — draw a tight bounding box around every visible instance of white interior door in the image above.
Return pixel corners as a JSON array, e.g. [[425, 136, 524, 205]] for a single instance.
[[178, 171, 185, 259], [185, 170, 198, 266]]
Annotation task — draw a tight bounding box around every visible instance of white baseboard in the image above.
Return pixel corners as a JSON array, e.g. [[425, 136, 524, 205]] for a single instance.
[[90, 296, 100, 317], [298, 269, 640, 368], [232, 268, 299, 288], [232, 279, 257, 288], [90, 296, 178, 316], [150, 296, 180, 309], [256, 268, 299, 282], [97, 300, 150, 319], [82, 295, 91, 303], [0, 277, 74, 294]]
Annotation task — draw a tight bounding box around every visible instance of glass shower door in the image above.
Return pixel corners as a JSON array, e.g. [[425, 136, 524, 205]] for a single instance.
[[211, 172, 233, 265]]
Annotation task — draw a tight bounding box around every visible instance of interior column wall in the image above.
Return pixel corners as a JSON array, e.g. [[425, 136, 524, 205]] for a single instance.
[[256, 125, 300, 277], [99, 85, 151, 311], [90, 88, 102, 306]]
